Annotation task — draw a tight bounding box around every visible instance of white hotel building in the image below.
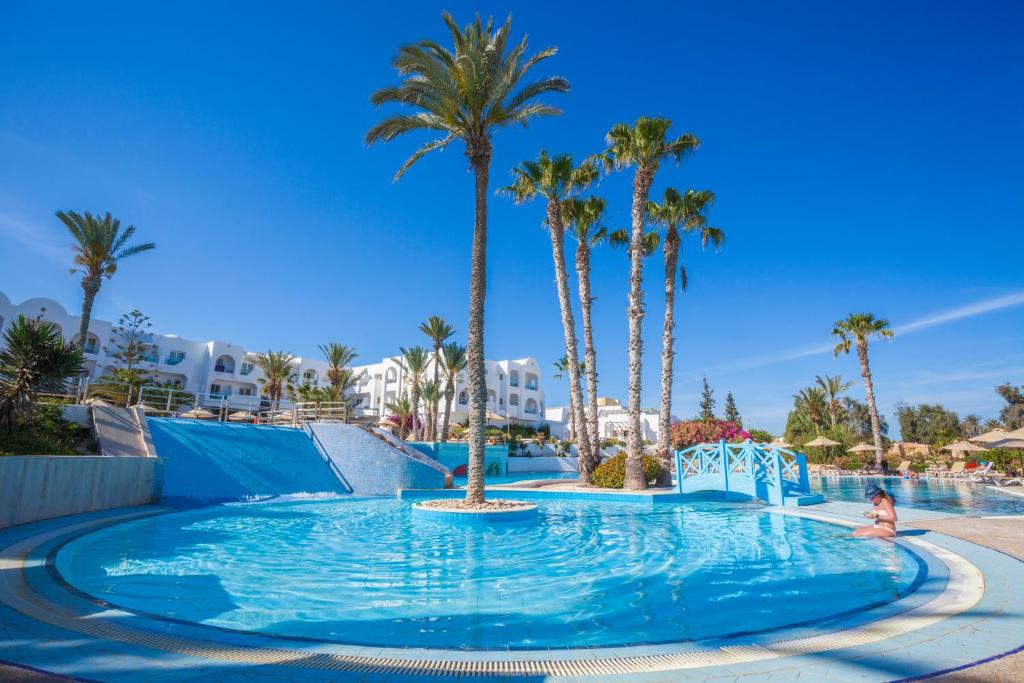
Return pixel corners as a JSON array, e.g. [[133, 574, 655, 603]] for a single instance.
[[0, 292, 547, 425]]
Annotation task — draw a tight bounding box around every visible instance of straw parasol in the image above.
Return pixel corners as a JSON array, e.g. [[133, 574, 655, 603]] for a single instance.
[[848, 442, 880, 453], [177, 407, 216, 419], [227, 410, 254, 422], [940, 441, 989, 459], [768, 437, 792, 448], [485, 411, 507, 423]]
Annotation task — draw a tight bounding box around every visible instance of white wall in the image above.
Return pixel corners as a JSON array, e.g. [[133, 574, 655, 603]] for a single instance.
[[507, 456, 578, 473], [0, 456, 158, 528]]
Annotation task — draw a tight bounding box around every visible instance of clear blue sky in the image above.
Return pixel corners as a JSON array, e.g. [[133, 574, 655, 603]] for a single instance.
[[2, 1, 1022, 435]]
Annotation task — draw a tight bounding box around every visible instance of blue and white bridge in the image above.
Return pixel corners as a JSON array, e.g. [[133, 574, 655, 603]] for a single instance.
[[674, 440, 825, 506]]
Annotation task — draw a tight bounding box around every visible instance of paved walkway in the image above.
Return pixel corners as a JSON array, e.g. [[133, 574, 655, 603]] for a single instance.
[[905, 517, 1024, 682]]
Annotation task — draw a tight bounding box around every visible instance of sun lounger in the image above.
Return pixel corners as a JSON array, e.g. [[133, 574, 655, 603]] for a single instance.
[[895, 460, 911, 473], [808, 463, 821, 475], [940, 461, 967, 478]]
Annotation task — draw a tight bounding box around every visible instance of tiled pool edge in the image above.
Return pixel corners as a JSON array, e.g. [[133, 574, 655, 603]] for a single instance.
[[0, 504, 1019, 680]]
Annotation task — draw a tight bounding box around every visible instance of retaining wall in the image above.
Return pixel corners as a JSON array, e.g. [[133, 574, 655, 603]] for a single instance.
[[410, 442, 509, 476], [507, 456, 578, 473], [0, 456, 158, 528]]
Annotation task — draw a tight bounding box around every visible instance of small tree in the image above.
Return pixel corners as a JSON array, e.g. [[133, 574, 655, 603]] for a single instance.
[[699, 377, 716, 420], [995, 383, 1024, 431], [723, 391, 741, 425], [103, 310, 153, 388]]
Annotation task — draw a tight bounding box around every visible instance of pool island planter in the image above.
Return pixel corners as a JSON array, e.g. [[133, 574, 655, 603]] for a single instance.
[[411, 499, 538, 525]]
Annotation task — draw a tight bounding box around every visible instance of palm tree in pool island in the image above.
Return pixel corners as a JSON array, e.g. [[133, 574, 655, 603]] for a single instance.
[[832, 313, 894, 463], [367, 12, 568, 504], [562, 195, 611, 481], [57, 210, 155, 345], [604, 118, 699, 490], [419, 316, 454, 441], [501, 151, 598, 480], [646, 187, 722, 469]]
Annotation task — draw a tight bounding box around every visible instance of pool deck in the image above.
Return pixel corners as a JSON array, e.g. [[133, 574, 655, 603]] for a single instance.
[[0, 499, 1022, 682]]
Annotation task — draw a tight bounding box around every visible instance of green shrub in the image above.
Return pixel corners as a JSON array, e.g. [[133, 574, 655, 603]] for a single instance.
[[592, 452, 662, 488], [0, 403, 90, 455]]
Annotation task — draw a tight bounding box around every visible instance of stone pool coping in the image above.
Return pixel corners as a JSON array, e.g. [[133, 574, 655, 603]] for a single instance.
[[0, 503, 1021, 681]]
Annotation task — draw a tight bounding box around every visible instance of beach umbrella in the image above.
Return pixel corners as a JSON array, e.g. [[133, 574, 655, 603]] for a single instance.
[[485, 411, 506, 423], [847, 442, 880, 453], [804, 436, 841, 448], [986, 428, 1024, 449], [940, 441, 989, 459], [177, 407, 216, 419], [768, 437, 792, 448], [227, 410, 254, 422], [971, 428, 1010, 445]]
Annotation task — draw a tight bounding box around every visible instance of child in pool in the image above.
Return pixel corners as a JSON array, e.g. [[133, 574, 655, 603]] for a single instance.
[[853, 483, 897, 538]]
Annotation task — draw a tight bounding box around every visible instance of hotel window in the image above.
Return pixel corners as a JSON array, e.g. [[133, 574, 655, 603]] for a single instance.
[[238, 387, 254, 396], [167, 350, 186, 365], [458, 391, 468, 405], [509, 393, 519, 406], [509, 370, 519, 387], [525, 373, 538, 391], [214, 355, 235, 373], [210, 383, 222, 396], [83, 333, 100, 354], [240, 361, 254, 375], [525, 398, 539, 414]]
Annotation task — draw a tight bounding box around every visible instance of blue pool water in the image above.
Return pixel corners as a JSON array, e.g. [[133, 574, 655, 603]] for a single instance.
[[810, 476, 1024, 516], [56, 497, 919, 649]]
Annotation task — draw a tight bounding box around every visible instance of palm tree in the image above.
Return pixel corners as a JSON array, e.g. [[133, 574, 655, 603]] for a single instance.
[[815, 374, 853, 427], [960, 413, 983, 438], [420, 379, 442, 441], [562, 196, 610, 481], [399, 346, 431, 440], [367, 13, 568, 504], [552, 354, 584, 443], [0, 315, 84, 429], [439, 342, 468, 442], [319, 343, 358, 399], [385, 395, 416, 439], [57, 211, 155, 344], [646, 187, 722, 467], [501, 152, 599, 477], [419, 316, 454, 441], [604, 118, 699, 490], [833, 314, 894, 463], [247, 351, 297, 407]]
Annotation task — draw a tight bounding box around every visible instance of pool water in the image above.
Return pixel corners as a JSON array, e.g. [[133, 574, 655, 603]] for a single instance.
[[453, 471, 578, 486], [810, 476, 1024, 516], [57, 497, 919, 649]]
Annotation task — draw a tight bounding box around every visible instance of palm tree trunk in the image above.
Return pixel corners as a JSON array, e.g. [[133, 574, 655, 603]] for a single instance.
[[657, 226, 680, 481], [547, 200, 593, 482], [410, 389, 421, 441], [574, 241, 600, 485], [624, 167, 654, 490], [857, 339, 884, 464], [465, 150, 490, 505], [431, 343, 441, 441], [77, 276, 101, 345], [441, 383, 455, 442]]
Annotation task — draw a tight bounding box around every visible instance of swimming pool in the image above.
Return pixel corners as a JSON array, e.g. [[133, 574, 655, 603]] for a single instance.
[[810, 476, 1024, 516], [55, 497, 920, 650]]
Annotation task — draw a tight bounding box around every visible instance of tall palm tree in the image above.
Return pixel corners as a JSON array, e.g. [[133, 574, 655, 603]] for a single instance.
[[419, 316, 454, 441], [501, 151, 599, 477], [815, 374, 853, 427], [646, 188, 722, 468], [439, 341, 468, 442], [319, 343, 358, 406], [603, 118, 699, 490], [57, 211, 155, 345], [367, 13, 568, 504], [247, 351, 297, 406], [562, 196, 610, 481], [832, 314, 894, 463], [399, 346, 431, 440]]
